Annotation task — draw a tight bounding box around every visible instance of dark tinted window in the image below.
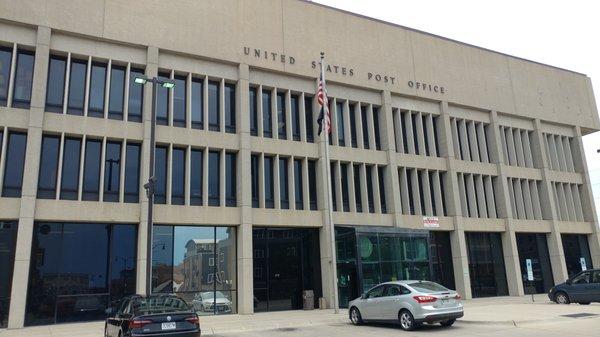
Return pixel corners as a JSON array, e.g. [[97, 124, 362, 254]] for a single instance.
[[88, 62, 107, 118], [264, 156, 274, 208], [191, 78, 203, 129], [208, 81, 220, 131], [366, 165, 375, 213], [291, 95, 300, 141], [277, 92, 286, 139], [45, 55, 66, 112], [173, 75, 186, 127], [308, 159, 317, 210], [337, 102, 345, 146], [330, 163, 337, 211], [131, 296, 190, 315], [249, 87, 258, 136], [127, 68, 144, 122], [353, 164, 362, 212], [305, 96, 314, 142], [38, 135, 60, 199], [151, 226, 174, 293], [226, 152, 236, 206], [0, 221, 17, 328], [294, 159, 303, 210], [208, 151, 220, 206], [190, 149, 203, 205], [2, 132, 27, 197], [108, 65, 125, 120], [378, 166, 386, 213], [12, 49, 35, 108], [156, 72, 170, 125], [67, 59, 87, 115], [251, 154, 259, 207], [361, 105, 370, 149], [82, 139, 101, 201], [124, 143, 140, 203], [341, 163, 349, 212], [262, 90, 272, 137], [60, 138, 81, 200], [0, 47, 11, 106], [349, 103, 357, 147], [103, 141, 121, 202], [279, 158, 289, 209], [373, 108, 381, 150], [225, 83, 236, 133], [171, 147, 185, 205], [155, 146, 167, 204]]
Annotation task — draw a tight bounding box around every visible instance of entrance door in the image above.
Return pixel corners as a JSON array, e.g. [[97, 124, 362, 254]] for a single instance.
[[516, 233, 554, 294], [267, 234, 301, 311], [337, 262, 359, 308]]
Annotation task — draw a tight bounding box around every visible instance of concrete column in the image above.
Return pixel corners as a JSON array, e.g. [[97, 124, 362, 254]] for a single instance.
[[136, 46, 159, 296], [439, 102, 471, 299], [236, 63, 254, 314], [380, 91, 402, 226], [8, 26, 51, 329]]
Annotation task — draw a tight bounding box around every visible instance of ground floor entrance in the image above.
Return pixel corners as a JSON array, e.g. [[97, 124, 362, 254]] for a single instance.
[[562, 234, 593, 277], [516, 233, 554, 294], [466, 232, 509, 298], [252, 228, 322, 312]]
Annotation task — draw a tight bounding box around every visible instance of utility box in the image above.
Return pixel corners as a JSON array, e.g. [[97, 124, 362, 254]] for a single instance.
[[302, 290, 315, 310]]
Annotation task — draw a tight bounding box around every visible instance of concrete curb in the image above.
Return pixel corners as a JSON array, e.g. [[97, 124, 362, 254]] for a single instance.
[[458, 315, 600, 327]]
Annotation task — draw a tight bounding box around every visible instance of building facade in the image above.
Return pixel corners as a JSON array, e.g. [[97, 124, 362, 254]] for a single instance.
[[1, 0, 599, 329]]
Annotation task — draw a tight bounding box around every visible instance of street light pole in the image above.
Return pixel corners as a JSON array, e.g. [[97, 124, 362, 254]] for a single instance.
[[134, 75, 174, 297]]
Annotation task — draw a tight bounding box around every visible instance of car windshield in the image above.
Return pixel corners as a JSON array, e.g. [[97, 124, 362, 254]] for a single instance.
[[131, 296, 191, 315], [407, 281, 448, 293]]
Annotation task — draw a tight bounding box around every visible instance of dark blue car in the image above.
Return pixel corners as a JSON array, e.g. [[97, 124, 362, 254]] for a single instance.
[[548, 269, 600, 305]]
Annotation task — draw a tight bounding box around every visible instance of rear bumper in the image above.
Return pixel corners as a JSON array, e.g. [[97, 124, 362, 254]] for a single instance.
[[415, 311, 463, 323], [132, 330, 201, 337]]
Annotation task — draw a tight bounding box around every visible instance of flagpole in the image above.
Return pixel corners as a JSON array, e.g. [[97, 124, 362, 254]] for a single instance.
[[320, 52, 340, 314]]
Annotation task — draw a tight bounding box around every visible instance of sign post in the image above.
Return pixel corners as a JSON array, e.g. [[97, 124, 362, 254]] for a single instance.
[[526, 259, 534, 302]]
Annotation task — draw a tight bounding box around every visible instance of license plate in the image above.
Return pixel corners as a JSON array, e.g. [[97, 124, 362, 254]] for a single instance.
[[440, 298, 453, 304], [162, 322, 176, 330]]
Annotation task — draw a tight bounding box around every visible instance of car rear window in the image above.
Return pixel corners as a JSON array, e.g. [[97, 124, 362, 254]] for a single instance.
[[131, 296, 191, 315], [407, 281, 448, 293]]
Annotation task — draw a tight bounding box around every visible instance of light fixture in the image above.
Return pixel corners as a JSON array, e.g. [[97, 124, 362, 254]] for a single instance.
[[134, 76, 147, 84], [161, 80, 175, 89]]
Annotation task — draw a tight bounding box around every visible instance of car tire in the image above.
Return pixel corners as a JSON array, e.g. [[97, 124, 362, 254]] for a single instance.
[[398, 310, 419, 331], [555, 292, 570, 304], [440, 319, 456, 327], [349, 307, 363, 325]]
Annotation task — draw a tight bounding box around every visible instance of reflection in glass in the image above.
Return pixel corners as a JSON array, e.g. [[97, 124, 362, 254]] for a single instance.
[[82, 140, 102, 201], [60, 138, 81, 200], [173, 75, 186, 127], [2, 132, 27, 197], [156, 72, 170, 125], [12, 50, 35, 108], [88, 62, 107, 118], [208, 81, 220, 131], [191, 78, 203, 129], [45, 55, 67, 112], [37, 135, 60, 199], [103, 141, 121, 202], [68, 59, 87, 115], [108, 65, 125, 120], [127, 68, 144, 122], [562, 234, 593, 277]]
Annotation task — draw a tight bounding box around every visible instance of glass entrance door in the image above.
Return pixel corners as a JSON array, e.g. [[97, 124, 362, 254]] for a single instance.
[[516, 233, 554, 294]]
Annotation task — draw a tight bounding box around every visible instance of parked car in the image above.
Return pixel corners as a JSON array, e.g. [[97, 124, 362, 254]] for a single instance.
[[549, 269, 600, 305], [104, 294, 200, 337], [348, 280, 463, 331], [192, 291, 232, 314]]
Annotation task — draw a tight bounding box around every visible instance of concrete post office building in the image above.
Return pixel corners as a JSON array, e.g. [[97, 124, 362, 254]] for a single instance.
[[1, 0, 599, 329]]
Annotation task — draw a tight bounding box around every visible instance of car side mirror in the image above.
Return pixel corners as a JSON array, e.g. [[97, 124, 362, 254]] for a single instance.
[[566, 279, 572, 285], [361, 293, 367, 300]]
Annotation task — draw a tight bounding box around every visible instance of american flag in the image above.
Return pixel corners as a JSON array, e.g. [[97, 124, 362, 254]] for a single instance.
[[316, 73, 331, 135]]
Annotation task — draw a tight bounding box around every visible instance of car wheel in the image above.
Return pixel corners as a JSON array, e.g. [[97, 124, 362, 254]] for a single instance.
[[555, 292, 570, 304], [399, 310, 419, 331], [440, 319, 456, 327], [350, 307, 363, 325]]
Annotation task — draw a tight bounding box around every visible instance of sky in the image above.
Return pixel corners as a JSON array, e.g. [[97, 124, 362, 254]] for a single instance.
[[313, 0, 600, 216]]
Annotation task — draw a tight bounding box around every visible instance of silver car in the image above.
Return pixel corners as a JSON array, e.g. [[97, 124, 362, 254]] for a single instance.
[[348, 280, 463, 331]]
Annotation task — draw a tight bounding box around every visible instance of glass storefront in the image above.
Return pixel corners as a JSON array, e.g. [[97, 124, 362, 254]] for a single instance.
[[25, 222, 137, 326], [466, 232, 508, 298], [562, 234, 593, 277], [0, 221, 18, 328], [252, 228, 322, 312], [152, 225, 237, 315], [516, 233, 554, 294], [335, 226, 430, 308]]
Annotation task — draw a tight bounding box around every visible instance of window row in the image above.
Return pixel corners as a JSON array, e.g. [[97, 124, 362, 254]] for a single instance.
[[0, 129, 27, 198], [457, 173, 499, 219], [155, 72, 235, 132], [45, 53, 145, 122], [153, 146, 236, 207], [393, 109, 441, 157], [507, 178, 543, 220], [0, 44, 34, 109], [328, 99, 382, 150], [544, 133, 576, 173], [251, 154, 318, 210], [450, 118, 491, 163], [398, 168, 447, 216], [330, 162, 387, 214], [552, 182, 585, 222], [37, 134, 141, 202], [500, 126, 536, 168]]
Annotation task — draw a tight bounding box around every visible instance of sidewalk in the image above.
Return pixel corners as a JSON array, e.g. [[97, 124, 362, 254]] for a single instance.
[[1, 295, 599, 336]]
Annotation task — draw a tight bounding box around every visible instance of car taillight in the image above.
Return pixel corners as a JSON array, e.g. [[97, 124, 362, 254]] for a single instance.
[[185, 315, 200, 325], [413, 295, 437, 303], [129, 318, 153, 329]]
